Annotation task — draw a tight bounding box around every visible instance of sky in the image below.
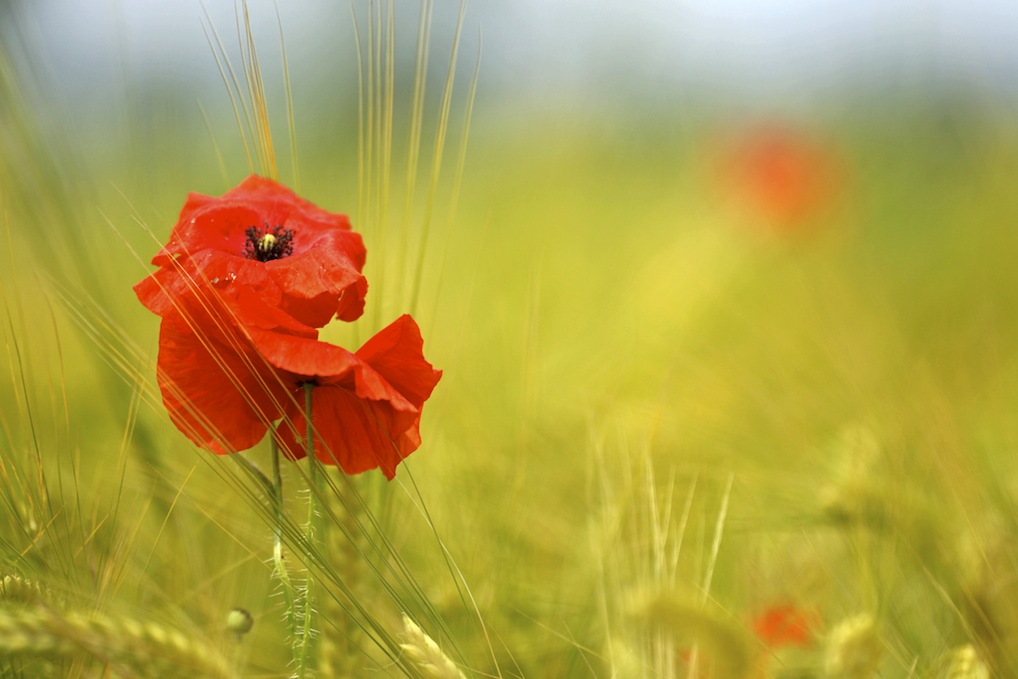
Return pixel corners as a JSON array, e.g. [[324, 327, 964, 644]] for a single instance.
[[9, 0, 1018, 115]]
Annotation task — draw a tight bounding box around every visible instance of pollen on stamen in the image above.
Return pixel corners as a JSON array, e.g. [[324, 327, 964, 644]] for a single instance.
[[243, 224, 295, 262]]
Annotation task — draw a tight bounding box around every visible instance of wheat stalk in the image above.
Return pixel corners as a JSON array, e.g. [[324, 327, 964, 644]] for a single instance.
[[316, 470, 368, 678]]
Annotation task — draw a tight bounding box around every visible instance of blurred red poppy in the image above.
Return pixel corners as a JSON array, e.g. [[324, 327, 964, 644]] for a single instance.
[[752, 604, 818, 648], [156, 286, 440, 478], [135, 175, 367, 328], [724, 125, 841, 230]]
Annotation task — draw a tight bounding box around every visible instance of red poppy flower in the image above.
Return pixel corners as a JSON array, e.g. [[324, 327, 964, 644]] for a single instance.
[[752, 604, 818, 648], [156, 286, 441, 478], [135, 175, 367, 328], [722, 125, 841, 231]]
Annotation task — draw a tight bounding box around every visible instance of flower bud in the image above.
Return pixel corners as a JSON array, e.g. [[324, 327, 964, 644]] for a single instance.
[[227, 608, 254, 637]]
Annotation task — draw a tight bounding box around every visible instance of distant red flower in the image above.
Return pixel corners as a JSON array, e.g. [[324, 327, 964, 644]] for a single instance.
[[135, 175, 367, 328], [724, 125, 841, 230], [752, 604, 818, 648], [156, 286, 440, 478]]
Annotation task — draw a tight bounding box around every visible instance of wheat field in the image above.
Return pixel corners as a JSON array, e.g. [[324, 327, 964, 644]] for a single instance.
[[1, 2, 1017, 678]]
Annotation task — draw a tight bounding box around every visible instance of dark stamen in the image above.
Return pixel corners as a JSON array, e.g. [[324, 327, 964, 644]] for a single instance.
[[244, 224, 295, 262]]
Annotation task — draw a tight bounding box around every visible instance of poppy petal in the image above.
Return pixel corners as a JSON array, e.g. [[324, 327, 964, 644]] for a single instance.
[[275, 387, 419, 479], [135, 249, 284, 318], [262, 230, 368, 327], [257, 315, 440, 479], [153, 204, 262, 266], [155, 289, 306, 454], [354, 315, 442, 407]]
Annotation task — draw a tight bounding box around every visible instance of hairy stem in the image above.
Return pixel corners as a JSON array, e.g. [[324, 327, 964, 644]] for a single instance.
[[269, 434, 298, 651], [294, 382, 319, 678]]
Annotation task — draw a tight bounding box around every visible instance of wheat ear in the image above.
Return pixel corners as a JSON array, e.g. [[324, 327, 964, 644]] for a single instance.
[[0, 574, 49, 605], [943, 644, 990, 679], [0, 605, 238, 679], [823, 613, 883, 679], [627, 589, 755, 679], [399, 613, 468, 679]]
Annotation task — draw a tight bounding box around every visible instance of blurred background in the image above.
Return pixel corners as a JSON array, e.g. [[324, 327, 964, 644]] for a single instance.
[[8, 0, 1018, 130]]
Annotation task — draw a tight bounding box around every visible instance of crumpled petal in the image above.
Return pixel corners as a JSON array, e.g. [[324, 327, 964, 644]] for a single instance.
[[262, 229, 367, 326], [275, 386, 419, 478], [354, 314, 443, 409], [261, 315, 442, 479], [135, 249, 284, 318]]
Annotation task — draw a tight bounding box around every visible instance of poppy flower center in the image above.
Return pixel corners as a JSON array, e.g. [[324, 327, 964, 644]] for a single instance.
[[244, 225, 295, 262]]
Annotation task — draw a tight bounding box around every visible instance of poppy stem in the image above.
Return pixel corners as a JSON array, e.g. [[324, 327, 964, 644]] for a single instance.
[[268, 432, 297, 650], [295, 382, 319, 679]]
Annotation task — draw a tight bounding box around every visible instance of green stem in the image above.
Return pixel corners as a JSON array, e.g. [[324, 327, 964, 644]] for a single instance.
[[295, 382, 319, 678], [269, 434, 297, 646]]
